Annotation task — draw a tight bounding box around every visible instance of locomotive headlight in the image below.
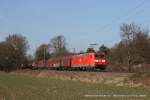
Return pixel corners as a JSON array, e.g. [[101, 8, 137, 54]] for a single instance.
[[102, 60, 106, 62], [95, 60, 99, 62]]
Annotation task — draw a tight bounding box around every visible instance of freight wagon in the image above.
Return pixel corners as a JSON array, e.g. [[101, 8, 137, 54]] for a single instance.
[[33, 52, 106, 70]]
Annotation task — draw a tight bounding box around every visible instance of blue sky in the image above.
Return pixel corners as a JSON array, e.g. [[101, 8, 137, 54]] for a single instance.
[[0, 0, 150, 54]]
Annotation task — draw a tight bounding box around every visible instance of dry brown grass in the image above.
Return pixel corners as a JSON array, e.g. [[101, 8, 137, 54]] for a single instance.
[[12, 69, 135, 87]]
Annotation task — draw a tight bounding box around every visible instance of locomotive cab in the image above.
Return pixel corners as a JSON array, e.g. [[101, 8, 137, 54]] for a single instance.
[[94, 52, 106, 70]]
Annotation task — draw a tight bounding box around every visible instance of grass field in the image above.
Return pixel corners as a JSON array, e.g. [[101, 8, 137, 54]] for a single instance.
[[0, 72, 149, 100]]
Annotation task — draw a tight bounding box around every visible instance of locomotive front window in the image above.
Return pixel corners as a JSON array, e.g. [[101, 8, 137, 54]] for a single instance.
[[95, 54, 104, 58]]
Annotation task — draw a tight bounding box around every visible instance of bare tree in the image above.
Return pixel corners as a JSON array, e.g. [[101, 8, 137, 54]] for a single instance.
[[0, 42, 15, 71], [50, 35, 69, 57], [5, 34, 29, 68], [6, 34, 29, 54], [109, 41, 127, 72], [119, 23, 149, 72], [35, 44, 50, 61]]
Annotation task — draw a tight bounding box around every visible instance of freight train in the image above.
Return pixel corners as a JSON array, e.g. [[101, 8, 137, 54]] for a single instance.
[[32, 52, 106, 70]]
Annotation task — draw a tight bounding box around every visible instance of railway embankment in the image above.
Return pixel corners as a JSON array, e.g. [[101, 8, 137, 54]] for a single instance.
[[10, 69, 150, 89]]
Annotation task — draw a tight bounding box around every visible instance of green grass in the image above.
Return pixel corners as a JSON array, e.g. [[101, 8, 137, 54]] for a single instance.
[[0, 72, 149, 100]]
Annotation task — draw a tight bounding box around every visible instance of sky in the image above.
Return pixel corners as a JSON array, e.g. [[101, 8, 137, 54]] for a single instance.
[[0, 0, 150, 54]]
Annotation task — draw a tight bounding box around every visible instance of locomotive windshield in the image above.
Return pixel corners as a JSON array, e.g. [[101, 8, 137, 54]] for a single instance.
[[95, 53, 104, 58]]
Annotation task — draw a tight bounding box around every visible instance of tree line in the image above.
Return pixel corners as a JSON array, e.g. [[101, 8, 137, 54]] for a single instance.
[[35, 35, 69, 61], [0, 23, 150, 72], [0, 34, 70, 71], [109, 23, 150, 72], [0, 34, 29, 71]]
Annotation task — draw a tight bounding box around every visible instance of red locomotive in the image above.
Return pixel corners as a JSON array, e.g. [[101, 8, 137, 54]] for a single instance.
[[33, 52, 106, 70]]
